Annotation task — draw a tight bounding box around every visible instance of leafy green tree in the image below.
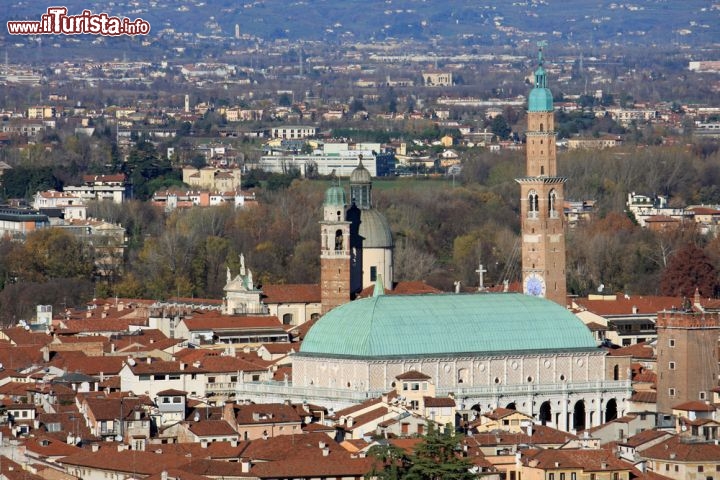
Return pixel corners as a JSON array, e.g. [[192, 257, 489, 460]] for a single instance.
[[489, 115, 511, 140], [124, 140, 175, 200], [366, 443, 410, 480], [405, 423, 475, 480]]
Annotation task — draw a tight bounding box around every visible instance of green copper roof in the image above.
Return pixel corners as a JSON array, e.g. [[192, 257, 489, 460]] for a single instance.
[[528, 85, 553, 112], [324, 185, 347, 206], [300, 293, 596, 358], [528, 45, 553, 112]]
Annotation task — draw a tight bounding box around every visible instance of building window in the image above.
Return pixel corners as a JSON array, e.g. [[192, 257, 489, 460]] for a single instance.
[[700, 391, 707, 400], [549, 189, 558, 218], [669, 362, 675, 370], [282, 313, 293, 325], [370, 266, 377, 282], [669, 339, 675, 347], [549, 474, 554, 480], [698, 466, 704, 473], [669, 388, 676, 396], [528, 191, 539, 218]]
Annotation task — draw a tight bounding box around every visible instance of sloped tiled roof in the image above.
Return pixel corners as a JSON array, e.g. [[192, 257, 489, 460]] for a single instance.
[[642, 435, 720, 462], [180, 314, 282, 331], [261, 284, 321, 304], [575, 294, 678, 317]]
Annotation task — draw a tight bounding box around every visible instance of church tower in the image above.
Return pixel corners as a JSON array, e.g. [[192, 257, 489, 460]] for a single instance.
[[516, 43, 567, 306], [347, 157, 394, 295], [320, 184, 351, 314]]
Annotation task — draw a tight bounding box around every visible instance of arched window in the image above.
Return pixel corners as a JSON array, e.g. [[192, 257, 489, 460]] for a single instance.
[[528, 190, 539, 218], [549, 189, 558, 218], [334, 229, 343, 250], [539, 123, 544, 132], [282, 313, 293, 325]]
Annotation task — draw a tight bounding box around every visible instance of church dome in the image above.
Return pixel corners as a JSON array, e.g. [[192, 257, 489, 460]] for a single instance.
[[358, 209, 393, 248], [529, 87, 553, 112], [350, 162, 372, 184], [323, 185, 346, 206], [300, 293, 596, 358]]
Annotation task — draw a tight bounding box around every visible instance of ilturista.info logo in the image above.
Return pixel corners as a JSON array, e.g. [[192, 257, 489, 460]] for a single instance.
[[7, 7, 151, 36]]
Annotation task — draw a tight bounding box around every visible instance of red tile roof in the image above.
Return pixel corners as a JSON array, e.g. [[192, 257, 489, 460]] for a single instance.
[[423, 397, 456, 408], [642, 435, 720, 462], [180, 314, 282, 331], [188, 420, 238, 437], [672, 400, 717, 412], [261, 284, 321, 304], [58, 448, 192, 475], [607, 342, 655, 359], [630, 391, 657, 404], [575, 294, 679, 317]]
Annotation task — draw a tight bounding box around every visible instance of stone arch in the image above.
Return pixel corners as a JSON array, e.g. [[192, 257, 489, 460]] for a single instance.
[[334, 229, 343, 250], [548, 189, 557, 217], [605, 398, 618, 422], [539, 401, 552, 426], [572, 400, 586, 431], [528, 190, 539, 217], [505, 402, 516, 410]]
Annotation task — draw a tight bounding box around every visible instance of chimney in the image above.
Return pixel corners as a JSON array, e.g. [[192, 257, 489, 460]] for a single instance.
[[161, 472, 168, 480], [230, 438, 238, 447], [200, 439, 209, 448], [601, 462, 608, 469], [146, 357, 152, 364], [319, 441, 326, 449], [180, 362, 186, 370], [322, 447, 330, 457], [241, 459, 252, 473], [91, 444, 99, 452], [632, 305, 638, 314]]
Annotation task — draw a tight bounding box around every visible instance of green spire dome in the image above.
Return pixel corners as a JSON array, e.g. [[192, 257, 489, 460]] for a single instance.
[[324, 184, 346, 207], [528, 42, 553, 112]]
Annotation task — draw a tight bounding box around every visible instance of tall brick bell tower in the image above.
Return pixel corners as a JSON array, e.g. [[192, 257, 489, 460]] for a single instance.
[[516, 43, 567, 307], [320, 183, 351, 314]]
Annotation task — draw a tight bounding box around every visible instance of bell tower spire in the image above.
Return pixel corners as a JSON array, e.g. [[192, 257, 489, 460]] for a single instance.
[[516, 43, 567, 306]]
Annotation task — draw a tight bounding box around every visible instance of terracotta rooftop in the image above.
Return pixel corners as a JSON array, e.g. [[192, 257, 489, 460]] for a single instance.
[[607, 341, 655, 359], [395, 370, 431, 381], [575, 294, 679, 317], [180, 314, 282, 331], [619, 429, 672, 448], [672, 400, 717, 412], [630, 391, 657, 404], [423, 396, 456, 408], [642, 435, 720, 462], [261, 284, 321, 304]]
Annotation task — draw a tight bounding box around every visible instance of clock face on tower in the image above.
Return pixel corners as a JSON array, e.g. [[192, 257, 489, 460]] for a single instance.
[[524, 273, 546, 297]]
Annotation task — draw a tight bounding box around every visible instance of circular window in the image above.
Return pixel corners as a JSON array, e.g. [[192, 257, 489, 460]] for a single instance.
[[527, 376, 533, 383], [511, 361, 519, 370], [494, 377, 501, 384], [444, 364, 452, 373], [577, 358, 584, 367], [346, 382, 351, 388], [479, 364, 486, 372], [391, 381, 396, 388], [559, 374, 566, 382], [544, 359, 552, 368]]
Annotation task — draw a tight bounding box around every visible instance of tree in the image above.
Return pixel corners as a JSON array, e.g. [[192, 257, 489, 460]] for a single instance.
[[366, 443, 410, 480], [660, 243, 718, 298], [489, 115, 511, 140], [404, 423, 475, 480]]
